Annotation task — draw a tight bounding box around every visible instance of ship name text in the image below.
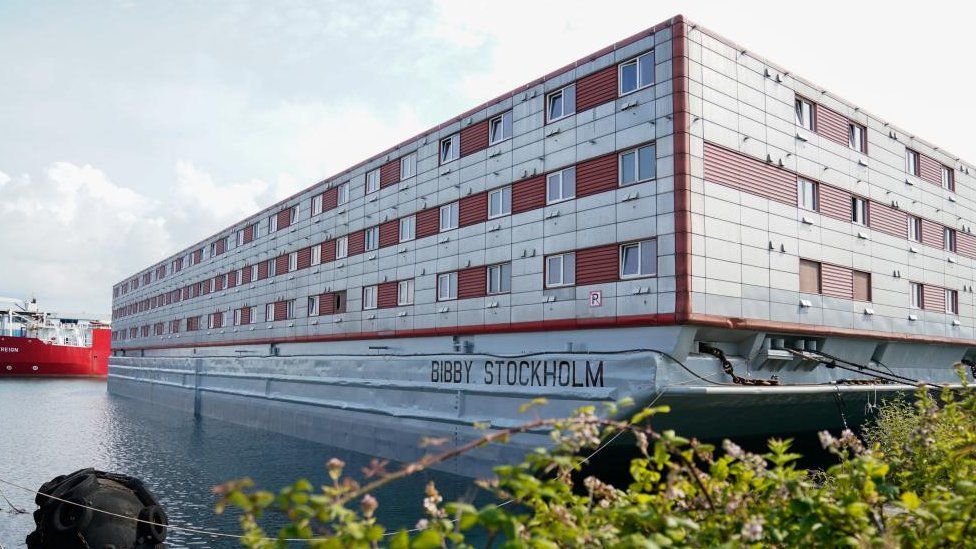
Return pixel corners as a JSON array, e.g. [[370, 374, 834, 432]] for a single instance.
[[0, 347, 20, 353], [430, 359, 604, 388]]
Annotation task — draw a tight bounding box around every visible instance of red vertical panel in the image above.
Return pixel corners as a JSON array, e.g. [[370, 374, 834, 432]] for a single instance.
[[957, 232, 976, 259], [379, 159, 400, 188], [274, 254, 289, 275], [297, 247, 312, 269], [241, 266, 252, 283], [703, 143, 796, 205], [576, 245, 619, 285], [818, 185, 851, 221], [243, 224, 254, 244], [273, 301, 288, 321], [276, 209, 292, 230], [348, 230, 365, 256], [459, 192, 488, 227], [460, 120, 489, 157], [919, 154, 942, 186], [868, 202, 907, 238], [193, 249, 203, 264], [577, 153, 619, 197], [814, 104, 849, 147], [322, 188, 338, 211], [512, 175, 546, 214], [920, 219, 944, 249], [214, 275, 224, 291], [458, 266, 487, 299], [227, 271, 237, 288], [321, 240, 337, 262], [257, 261, 269, 280], [820, 263, 853, 300], [377, 281, 398, 309], [576, 65, 618, 112], [215, 238, 226, 255], [240, 307, 251, 325], [379, 219, 399, 247], [416, 208, 440, 238], [923, 285, 945, 312]]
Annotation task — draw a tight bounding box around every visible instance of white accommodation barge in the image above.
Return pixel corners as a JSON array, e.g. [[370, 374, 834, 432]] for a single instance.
[[109, 15, 975, 477]]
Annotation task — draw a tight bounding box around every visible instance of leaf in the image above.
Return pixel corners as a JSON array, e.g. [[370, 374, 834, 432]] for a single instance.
[[411, 529, 444, 549], [389, 530, 410, 549], [519, 398, 549, 413], [900, 491, 921, 511]]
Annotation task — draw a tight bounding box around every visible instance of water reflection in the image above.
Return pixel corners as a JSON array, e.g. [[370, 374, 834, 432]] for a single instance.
[[0, 379, 483, 548]]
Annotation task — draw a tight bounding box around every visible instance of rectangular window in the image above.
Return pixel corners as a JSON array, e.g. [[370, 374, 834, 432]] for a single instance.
[[250, 264, 258, 281], [619, 51, 655, 95], [235, 269, 243, 286], [546, 166, 576, 204], [288, 251, 298, 272], [268, 214, 278, 234], [399, 216, 415, 242], [268, 258, 277, 277], [365, 227, 379, 251], [620, 240, 657, 278], [946, 289, 959, 315], [489, 111, 513, 144], [308, 295, 320, 316], [337, 182, 349, 205], [619, 144, 656, 185], [545, 252, 576, 287], [945, 227, 957, 252], [908, 216, 922, 242], [795, 97, 815, 131], [906, 149, 920, 176], [440, 134, 459, 164], [546, 84, 576, 123], [236, 229, 245, 247], [848, 122, 867, 153], [336, 236, 348, 259], [910, 282, 923, 309], [286, 299, 295, 319], [440, 202, 459, 231], [233, 308, 242, 326], [398, 279, 415, 306], [851, 196, 868, 226], [488, 186, 512, 218], [400, 153, 417, 179], [798, 179, 818, 211], [366, 169, 380, 194], [312, 194, 324, 215], [487, 263, 512, 294], [289, 204, 299, 224], [942, 165, 955, 191], [363, 285, 378, 310], [438, 272, 457, 301], [265, 303, 274, 322], [799, 259, 821, 294], [853, 270, 871, 302]]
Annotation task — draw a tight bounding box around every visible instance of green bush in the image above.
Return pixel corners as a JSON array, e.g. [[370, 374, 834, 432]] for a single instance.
[[217, 373, 976, 547]]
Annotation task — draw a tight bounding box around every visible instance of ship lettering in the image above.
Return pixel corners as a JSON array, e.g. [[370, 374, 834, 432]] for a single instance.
[[468, 359, 604, 387], [0, 347, 19, 353], [430, 360, 473, 383]]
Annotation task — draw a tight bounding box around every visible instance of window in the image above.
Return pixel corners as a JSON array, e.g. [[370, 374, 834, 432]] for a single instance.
[[400, 153, 417, 179], [489, 111, 513, 144], [337, 183, 349, 205], [364, 227, 379, 251], [289, 204, 299, 224], [312, 194, 324, 215], [398, 279, 415, 305], [853, 270, 871, 302], [440, 134, 459, 164], [366, 169, 380, 194], [487, 263, 512, 294], [799, 259, 821, 294], [908, 216, 922, 242], [265, 303, 274, 322], [619, 51, 655, 95], [946, 289, 959, 315], [399, 216, 415, 242], [906, 149, 920, 176], [268, 214, 278, 234], [236, 228, 245, 247], [308, 295, 320, 316], [233, 308, 243, 326], [286, 300, 295, 319], [440, 202, 459, 231], [336, 236, 348, 259], [795, 97, 815, 131], [851, 196, 868, 226], [910, 282, 923, 309], [942, 165, 955, 191], [268, 258, 277, 277], [848, 123, 867, 153], [945, 227, 957, 252], [288, 251, 298, 272], [332, 292, 346, 314], [619, 144, 656, 185], [488, 186, 512, 218], [311, 245, 321, 266], [438, 272, 457, 301], [250, 264, 258, 281], [235, 269, 243, 286], [798, 179, 818, 211], [546, 84, 576, 123], [547, 167, 576, 204], [546, 253, 576, 287], [620, 240, 657, 278], [363, 285, 377, 310]]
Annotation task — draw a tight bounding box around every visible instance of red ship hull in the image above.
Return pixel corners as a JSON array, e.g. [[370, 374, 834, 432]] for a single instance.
[[0, 328, 110, 377]]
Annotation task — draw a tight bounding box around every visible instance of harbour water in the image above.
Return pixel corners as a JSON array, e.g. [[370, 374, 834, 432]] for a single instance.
[[0, 379, 482, 548]]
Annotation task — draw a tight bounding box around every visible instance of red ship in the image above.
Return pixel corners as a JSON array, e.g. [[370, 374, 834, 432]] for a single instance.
[[0, 298, 110, 377]]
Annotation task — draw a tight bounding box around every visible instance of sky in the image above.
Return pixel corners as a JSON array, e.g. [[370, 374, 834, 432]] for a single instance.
[[0, 0, 973, 318]]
